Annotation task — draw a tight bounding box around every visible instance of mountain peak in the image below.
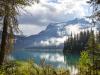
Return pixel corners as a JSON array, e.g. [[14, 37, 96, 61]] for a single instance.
[[47, 18, 90, 29], [67, 18, 90, 25], [15, 18, 91, 49]]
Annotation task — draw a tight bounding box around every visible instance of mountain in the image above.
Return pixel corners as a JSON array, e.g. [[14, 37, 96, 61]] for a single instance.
[[14, 18, 91, 49]]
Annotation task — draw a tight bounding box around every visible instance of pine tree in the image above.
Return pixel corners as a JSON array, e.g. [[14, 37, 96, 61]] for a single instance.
[[86, 30, 100, 74], [63, 30, 91, 54], [0, 0, 39, 65]]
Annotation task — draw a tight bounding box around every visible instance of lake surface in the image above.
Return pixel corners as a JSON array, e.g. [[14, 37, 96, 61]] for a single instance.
[[11, 49, 80, 68]]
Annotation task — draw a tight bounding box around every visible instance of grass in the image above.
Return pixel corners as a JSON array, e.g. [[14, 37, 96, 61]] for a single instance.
[[0, 60, 70, 75], [0, 59, 99, 75]]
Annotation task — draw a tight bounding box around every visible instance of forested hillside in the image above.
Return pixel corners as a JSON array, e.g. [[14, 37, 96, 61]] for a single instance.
[[63, 29, 100, 75]]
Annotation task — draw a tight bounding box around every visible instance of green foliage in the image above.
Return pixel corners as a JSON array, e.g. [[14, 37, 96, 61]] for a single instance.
[[78, 51, 92, 75], [78, 50, 100, 75], [79, 51, 91, 67], [0, 60, 70, 75], [64, 29, 100, 75], [78, 30, 100, 75]]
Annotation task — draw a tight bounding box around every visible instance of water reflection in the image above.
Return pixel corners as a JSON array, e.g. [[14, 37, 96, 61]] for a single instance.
[[63, 53, 80, 66], [63, 53, 79, 75], [11, 49, 79, 75], [11, 49, 66, 67]]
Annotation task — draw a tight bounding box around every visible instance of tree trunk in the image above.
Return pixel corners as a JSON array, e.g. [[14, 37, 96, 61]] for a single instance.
[[0, 16, 9, 65]]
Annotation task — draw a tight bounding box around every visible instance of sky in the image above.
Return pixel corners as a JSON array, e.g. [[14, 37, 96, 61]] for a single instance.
[[18, 0, 91, 36]]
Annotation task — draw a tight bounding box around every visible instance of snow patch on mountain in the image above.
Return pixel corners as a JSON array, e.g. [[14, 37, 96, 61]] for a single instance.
[[15, 18, 92, 49]]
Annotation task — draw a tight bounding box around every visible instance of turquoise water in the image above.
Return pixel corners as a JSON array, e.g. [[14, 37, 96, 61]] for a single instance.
[[11, 49, 80, 68]]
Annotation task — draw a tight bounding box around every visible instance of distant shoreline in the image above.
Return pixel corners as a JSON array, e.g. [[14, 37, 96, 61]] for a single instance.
[[14, 48, 63, 53]]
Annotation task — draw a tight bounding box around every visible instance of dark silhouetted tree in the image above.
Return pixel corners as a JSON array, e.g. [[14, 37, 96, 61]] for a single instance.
[[0, 0, 39, 65]]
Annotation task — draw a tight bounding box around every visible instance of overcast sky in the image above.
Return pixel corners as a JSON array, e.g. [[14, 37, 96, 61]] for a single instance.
[[18, 0, 91, 36]]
